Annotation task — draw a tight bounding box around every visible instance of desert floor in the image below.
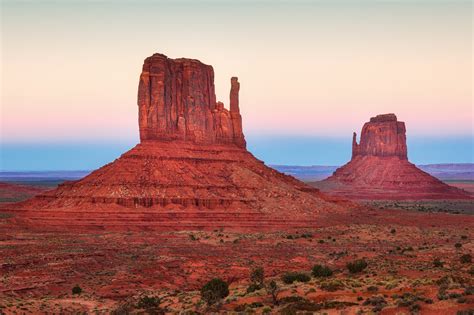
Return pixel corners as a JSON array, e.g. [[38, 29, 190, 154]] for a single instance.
[[0, 197, 473, 314]]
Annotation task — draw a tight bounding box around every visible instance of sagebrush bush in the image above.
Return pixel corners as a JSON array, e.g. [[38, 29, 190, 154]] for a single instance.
[[433, 258, 444, 268], [347, 259, 368, 274], [137, 295, 160, 309], [311, 264, 333, 277], [246, 283, 262, 294], [250, 267, 264, 286], [281, 272, 311, 284], [460, 254, 472, 264], [320, 279, 344, 292], [72, 285, 82, 295], [201, 278, 229, 305]]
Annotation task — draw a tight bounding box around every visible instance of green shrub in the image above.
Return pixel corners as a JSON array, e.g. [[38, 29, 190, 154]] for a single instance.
[[281, 272, 311, 284], [72, 285, 82, 295], [363, 296, 387, 312], [433, 258, 444, 268], [267, 280, 279, 305], [367, 285, 379, 292], [246, 283, 262, 294], [137, 295, 160, 309], [320, 279, 344, 292], [250, 267, 264, 286], [311, 264, 333, 278], [460, 254, 472, 264], [347, 259, 368, 274], [201, 278, 229, 305]]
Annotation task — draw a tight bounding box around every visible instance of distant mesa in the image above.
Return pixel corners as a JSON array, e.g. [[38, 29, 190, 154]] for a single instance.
[[320, 114, 471, 200], [5, 53, 350, 231]]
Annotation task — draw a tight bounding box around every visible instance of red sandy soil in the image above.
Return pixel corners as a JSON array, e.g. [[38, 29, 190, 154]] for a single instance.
[[0, 182, 48, 203], [1, 205, 472, 314], [449, 182, 474, 194]]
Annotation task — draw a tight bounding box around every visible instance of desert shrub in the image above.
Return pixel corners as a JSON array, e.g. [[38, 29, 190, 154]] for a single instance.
[[279, 298, 322, 313], [72, 285, 82, 295], [311, 264, 333, 278], [267, 280, 279, 305], [110, 302, 134, 315], [281, 272, 311, 284], [469, 266, 474, 276], [320, 279, 344, 292], [433, 258, 444, 268], [234, 302, 264, 311], [200, 278, 229, 305], [390, 228, 396, 234], [367, 285, 379, 292], [456, 309, 474, 315], [397, 292, 421, 307], [449, 293, 463, 299], [246, 283, 262, 294], [363, 296, 387, 312], [460, 254, 472, 264], [137, 295, 160, 309], [347, 259, 368, 274], [409, 303, 421, 312], [455, 243, 462, 249], [279, 295, 306, 304], [250, 266, 264, 286], [464, 286, 474, 295]]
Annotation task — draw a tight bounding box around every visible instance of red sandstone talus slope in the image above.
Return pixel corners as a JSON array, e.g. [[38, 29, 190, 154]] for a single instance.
[[6, 53, 350, 231], [322, 114, 471, 200]]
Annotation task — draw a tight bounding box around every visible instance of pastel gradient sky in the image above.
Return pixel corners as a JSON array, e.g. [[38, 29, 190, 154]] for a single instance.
[[1, 0, 473, 170]]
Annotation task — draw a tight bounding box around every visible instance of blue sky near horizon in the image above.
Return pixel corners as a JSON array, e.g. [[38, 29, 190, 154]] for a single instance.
[[1, 135, 472, 171]]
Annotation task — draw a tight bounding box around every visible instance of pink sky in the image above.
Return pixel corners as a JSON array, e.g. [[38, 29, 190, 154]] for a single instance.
[[1, 1, 472, 143]]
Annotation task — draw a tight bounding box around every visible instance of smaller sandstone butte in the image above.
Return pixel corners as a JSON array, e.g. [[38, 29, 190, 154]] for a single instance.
[[321, 114, 471, 200], [138, 53, 246, 147], [352, 113, 407, 159]]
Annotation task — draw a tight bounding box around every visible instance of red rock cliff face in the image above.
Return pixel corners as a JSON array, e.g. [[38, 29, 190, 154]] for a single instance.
[[322, 113, 471, 200], [352, 113, 407, 160], [138, 53, 246, 147]]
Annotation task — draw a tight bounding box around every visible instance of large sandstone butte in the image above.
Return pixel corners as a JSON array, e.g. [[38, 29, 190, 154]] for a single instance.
[[7, 53, 350, 231], [138, 54, 245, 147], [322, 114, 471, 200]]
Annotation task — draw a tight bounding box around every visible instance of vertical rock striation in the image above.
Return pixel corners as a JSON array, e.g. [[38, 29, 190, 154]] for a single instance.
[[352, 114, 407, 159], [138, 53, 246, 147]]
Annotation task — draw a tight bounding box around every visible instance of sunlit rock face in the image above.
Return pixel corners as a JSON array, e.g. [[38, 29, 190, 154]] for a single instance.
[[9, 53, 349, 231], [323, 114, 471, 200], [138, 53, 245, 148], [352, 114, 407, 160]]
